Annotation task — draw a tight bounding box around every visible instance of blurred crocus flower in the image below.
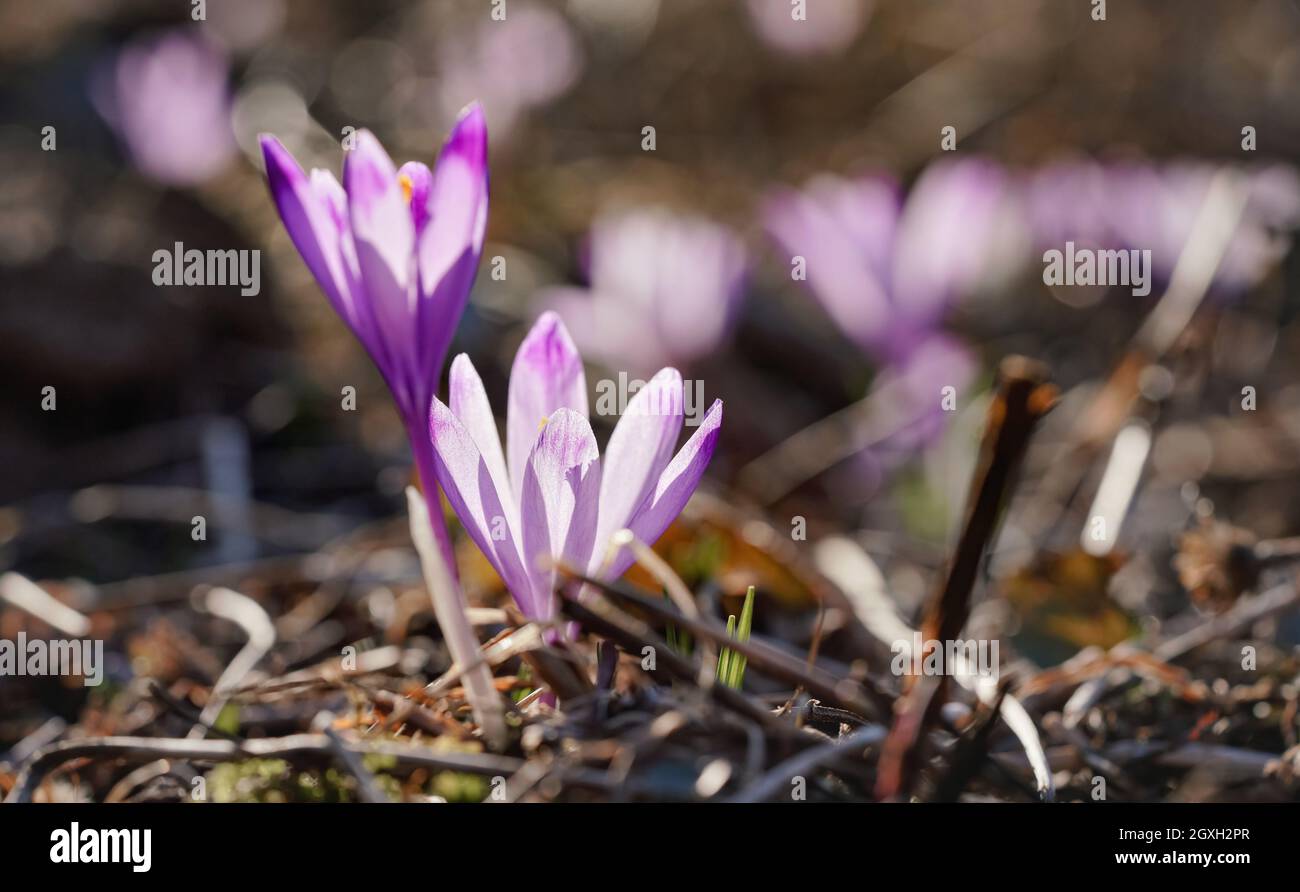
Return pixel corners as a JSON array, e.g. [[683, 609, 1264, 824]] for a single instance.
[[1023, 158, 1124, 253], [764, 160, 1011, 369], [541, 209, 748, 375], [746, 0, 872, 56], [762, 160, 1019, 460], [1106, 161, 1300, 295], [259, 104, 489, 561], [97, 30, 236, 187], [428, 312, 722, 620], [439, 3, 582, 139]]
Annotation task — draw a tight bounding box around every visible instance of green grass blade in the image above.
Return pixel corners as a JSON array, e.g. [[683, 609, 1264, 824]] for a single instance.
[[731, 586, 755, 688], [718, 614, 737, 685]]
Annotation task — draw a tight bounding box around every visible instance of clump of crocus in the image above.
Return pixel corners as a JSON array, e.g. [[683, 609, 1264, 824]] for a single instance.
[[95, 29, 236, 186], [540, 208, 748, 376], [428, 311, 723, 620], [259, 104, 489, 562]]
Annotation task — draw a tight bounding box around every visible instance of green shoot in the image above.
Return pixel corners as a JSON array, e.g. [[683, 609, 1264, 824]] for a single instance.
[[717, 585, 756, 689]]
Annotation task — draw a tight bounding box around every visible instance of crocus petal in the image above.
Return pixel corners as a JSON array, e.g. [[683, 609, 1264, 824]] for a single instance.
[[507, 312, 588, 497], [428, 397, 531, 609], [518, 408, 602, 618], [396, 160, 434, 234], [892, 158, 1008, 326], [604, 399, 723, 580], [260, 135, 359, 333], [592, 368, 684, 566], [344, 130, 419, 411], [448, 353, 512, 510], [764, 177, 896, 353], [418, 102, 489, 295]]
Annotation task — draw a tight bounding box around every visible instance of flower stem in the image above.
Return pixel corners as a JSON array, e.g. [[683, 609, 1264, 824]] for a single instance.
[[407, 426, 459, 580]]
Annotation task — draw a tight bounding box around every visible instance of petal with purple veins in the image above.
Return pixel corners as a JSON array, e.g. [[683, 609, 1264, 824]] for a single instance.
[[506, 311, 588, 496], [518, 408, 602, 618], [259, 135, 359, 335], [592, 367, 684, 565], [428, 397, 532, 612], [344, 131, 419, 408], [605, 399, 723, 580]]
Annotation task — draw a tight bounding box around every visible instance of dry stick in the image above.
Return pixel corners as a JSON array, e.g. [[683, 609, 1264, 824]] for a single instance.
[[1024, 168, 1250, 537], [190, 587, 276, 738], [312, 712, 387, 804], [556, 592, 780, 730], [604, 530, 719, 681], [876, 357, 1057, 801], [105, 586, 277, 802], [817, 534, 1054, 797], [0, 572, 91, 637], [4, 734, 526, 803], [929, 684, 1010, 802], [725, 722, 888, 803], [557, 565, 893, 721], [1155, 581, 1300, 662], [406, 487, 507, 751]]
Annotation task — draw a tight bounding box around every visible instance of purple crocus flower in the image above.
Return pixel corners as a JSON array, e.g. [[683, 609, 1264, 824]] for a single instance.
[[1106, 161, 1300, 295], [763, 160, 1005, 377], [540, 208, 748, 375], [96, 30, 236, 186], [259, 104, 489, 562], [438, 2, 583, 140], [428, 312, 723, 620]]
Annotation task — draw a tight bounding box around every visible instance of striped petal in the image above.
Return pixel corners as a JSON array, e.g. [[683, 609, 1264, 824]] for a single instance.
[[605, 399, 723, 580], [592, 367, 684, 566], [506, 312, 588, 497], [518, 409, 602, 618]]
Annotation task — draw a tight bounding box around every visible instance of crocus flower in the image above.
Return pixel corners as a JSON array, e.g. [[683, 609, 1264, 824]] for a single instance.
[[428, 312, 723, 620], [1105, 161, 1300, 295], [438, 2, 583, 140], [259, 103, 489, 562], [96, 30, 236, 187], [540, 208, 748, 375], [763, 160, 1006, 379]]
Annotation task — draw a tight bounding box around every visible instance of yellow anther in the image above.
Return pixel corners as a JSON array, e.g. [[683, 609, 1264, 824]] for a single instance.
[[398, 173, 413, 203], [538, 416, 549, 433]]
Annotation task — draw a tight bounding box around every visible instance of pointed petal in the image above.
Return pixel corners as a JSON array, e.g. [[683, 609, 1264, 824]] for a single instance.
[[396, 160, 433, 234], [428, 397, 531, 612], [418, 102, 489, 294], [259, 135, 359, 331], [507, 311, 588, 496], [518, 408, 602, 618], [344, 131, 419, 410], [604, 399, 723, 580], [592, 368, 683, 562], [764, 176, 897, 354], [449, 353, 511, 506]]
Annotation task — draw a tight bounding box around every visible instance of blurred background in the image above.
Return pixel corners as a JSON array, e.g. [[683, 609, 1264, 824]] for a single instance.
[[3, 0, 1300, 797]]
